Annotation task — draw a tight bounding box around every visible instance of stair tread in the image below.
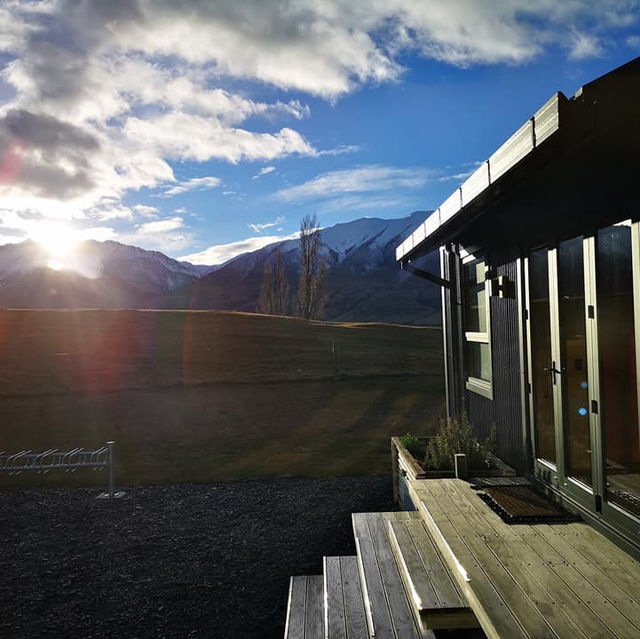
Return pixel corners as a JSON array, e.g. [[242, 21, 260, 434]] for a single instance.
[[324, 556, 368, 639], [388, 519, 467, 610], [353, 512, 422, 639], [386, 517, 478, 632], [285, 575, 324, 639]]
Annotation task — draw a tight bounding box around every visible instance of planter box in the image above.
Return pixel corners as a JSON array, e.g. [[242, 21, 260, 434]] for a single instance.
[[391, 436, 515, 509]]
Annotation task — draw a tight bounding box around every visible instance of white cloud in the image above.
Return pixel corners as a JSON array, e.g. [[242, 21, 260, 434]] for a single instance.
[[0, 233, 25, 246], [249, 215, 285, 233], [568, 31, 603, 60], [79, 226, 118, 242], [315, 194, 415, 214], [0, 1, 323, 222], [137, 216, 184, 234], [627, 34, 640, 48], [313, 144, 361, 157], [161, 176, 222, 198], [91, 205, 133, 221], [124, 114, 314, 164], [0, 0, 637, 236], [438, 169, 476, 182], [276, 165, 434, 202], [132, 204, 158, 216], [180, 232, 298, 266], [252, 166, 276, 179], [125, 215, 192, 252], [0, 207, 117, 247]]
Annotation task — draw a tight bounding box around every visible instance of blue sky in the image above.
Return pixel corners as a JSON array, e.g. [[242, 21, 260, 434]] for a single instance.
[[0, 1, 639, 264]]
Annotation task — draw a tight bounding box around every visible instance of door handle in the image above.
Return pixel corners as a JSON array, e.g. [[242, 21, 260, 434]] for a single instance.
[[543, 362, 563, 384]]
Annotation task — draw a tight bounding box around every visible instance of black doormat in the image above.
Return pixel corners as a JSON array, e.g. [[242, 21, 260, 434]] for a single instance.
[[478, 485, 580, 524]]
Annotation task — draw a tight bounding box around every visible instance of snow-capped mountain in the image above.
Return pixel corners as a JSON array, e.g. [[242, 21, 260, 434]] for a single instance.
[[0, 212, 441, 324], [221, 214, 423, 271], [0, 239, 207, 309], [171, 211, 441, 324]]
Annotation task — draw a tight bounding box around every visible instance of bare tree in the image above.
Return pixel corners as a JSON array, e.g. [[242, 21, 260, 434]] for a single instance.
[[273, 248, 290, 315], [258, 259, 274, 314], [297, 214, 327, 319], [258, 247, 290, 315]]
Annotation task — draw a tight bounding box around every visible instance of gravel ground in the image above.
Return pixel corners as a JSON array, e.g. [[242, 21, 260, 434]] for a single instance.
[[0, 476, 395, 639]]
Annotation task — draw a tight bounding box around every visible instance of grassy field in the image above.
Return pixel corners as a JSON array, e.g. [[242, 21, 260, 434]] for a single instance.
[[0, 310, 444, 488]]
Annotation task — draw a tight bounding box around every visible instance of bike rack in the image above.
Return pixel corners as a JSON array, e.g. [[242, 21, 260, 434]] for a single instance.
[[0, 441, 125, 498]]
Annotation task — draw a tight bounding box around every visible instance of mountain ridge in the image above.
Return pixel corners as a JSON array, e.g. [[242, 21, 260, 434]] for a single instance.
[[171, 211, 441, 324], [0, 212, 441, 324]]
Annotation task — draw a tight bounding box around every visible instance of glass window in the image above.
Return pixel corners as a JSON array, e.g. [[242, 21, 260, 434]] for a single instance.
[[596, 222, 640, 517], [467, 342, 492, 382], [557, 236, 591, 486], [528, 249, 556, 464], [463, 259, 492, 392], [465, 262, 487, 333]]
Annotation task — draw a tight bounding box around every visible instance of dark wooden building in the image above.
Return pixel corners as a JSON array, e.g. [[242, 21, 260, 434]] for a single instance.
[[397, 57, 640, 555]]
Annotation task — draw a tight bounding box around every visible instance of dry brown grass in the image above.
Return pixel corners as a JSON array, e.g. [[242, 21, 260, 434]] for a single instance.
[[0, 310, 444, 487]]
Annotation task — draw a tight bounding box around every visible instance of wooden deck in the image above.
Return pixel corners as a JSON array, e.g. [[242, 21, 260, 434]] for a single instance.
[[285, 575, 324, 639], [284, 476, 640, 638], [409, 478, 640, 639], [323, 556, 369, 639], [387, 516, 477, 631], [352, 512, 422, 638]]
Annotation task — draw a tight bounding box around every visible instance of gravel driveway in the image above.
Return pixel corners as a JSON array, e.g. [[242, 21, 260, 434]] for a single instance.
[[0, 476, 395, 638]]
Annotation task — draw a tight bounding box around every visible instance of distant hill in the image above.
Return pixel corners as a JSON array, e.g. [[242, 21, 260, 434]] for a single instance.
[[0, 212, 441, 324], [0, 239, 207, 309], [172, 211, 441, 325]]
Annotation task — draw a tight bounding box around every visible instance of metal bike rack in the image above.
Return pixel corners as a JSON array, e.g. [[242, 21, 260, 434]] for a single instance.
[[0, 441, 125, 499]]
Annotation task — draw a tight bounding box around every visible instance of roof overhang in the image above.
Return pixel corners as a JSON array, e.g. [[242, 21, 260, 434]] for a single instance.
[[396, 92, 567, 263]]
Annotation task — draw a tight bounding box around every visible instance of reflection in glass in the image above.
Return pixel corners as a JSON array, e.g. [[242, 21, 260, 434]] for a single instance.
[[464, 261, 487, 333], [597, 223, 640, 517], [529, 249, 556, 464], [557, 236, 591, 486], [467, 342, 491, 382]]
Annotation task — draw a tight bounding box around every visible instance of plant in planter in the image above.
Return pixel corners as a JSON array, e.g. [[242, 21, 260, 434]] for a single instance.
[[399, 433, 427, 461], [423, 413, 496, 472]]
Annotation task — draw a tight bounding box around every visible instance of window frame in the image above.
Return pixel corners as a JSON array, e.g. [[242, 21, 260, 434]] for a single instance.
[[462, 255, 493, 399]]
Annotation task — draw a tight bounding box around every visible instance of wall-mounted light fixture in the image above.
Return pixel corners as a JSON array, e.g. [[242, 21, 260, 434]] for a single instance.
[[490, 275, 514, 298]]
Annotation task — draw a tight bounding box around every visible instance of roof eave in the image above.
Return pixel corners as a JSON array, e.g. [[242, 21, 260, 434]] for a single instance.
[[396, 91, 568, 263]]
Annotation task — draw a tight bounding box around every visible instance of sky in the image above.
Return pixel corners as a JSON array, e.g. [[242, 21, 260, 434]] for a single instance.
[[0, 1, 639, 265]]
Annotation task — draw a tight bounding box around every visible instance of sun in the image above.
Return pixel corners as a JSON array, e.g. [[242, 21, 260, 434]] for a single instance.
[[31, 223, 81, 270]]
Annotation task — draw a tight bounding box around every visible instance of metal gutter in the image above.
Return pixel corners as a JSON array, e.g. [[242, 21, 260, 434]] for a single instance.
[[400, 261, 450, 288], [396, 92, 565, 263]]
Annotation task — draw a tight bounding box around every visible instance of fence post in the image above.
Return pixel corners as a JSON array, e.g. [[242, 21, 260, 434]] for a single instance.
[[332, 340, 340, 380], [454, 453, 468, 480], [96, 440, 124, 499], [107, 441, 115, 498]]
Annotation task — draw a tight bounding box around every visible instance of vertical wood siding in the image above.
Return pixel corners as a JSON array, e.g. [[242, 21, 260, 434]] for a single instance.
[[465, 255, 527, 473]]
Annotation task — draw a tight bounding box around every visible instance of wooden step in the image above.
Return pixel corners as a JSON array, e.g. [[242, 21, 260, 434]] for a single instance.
[[323, 556, 368, 639], [352, 512, 423, 639], [284, 575, 324, 639], [387, 518, 478, 631]]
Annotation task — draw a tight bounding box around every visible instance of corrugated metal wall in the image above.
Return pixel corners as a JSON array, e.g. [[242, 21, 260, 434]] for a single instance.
[[465, 255, 527, 473], [442, 246, 465, 422]]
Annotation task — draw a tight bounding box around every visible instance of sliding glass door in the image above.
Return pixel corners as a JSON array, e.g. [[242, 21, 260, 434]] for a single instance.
[[595, 222, 640, 534], [526, 221, 640, 531], [527, 249, 556, 467], [556, 236, 593, 495]]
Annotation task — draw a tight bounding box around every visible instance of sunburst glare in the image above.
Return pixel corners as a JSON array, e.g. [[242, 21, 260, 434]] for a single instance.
[[31, 223, 81, 271]]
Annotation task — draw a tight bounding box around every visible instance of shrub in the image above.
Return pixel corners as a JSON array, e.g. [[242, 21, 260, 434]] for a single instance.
[[423, 413, 495, 471], [399, 433, 426, 461]]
